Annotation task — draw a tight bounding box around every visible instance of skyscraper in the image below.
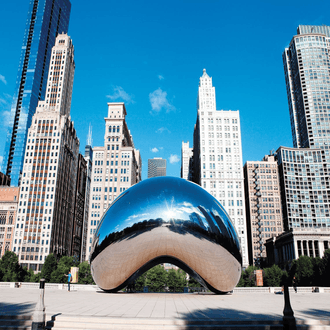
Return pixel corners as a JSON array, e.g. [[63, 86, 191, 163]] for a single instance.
[[148, 158, 166, 178], [265, 25, 330, 267], [181, 141, 193, 180], [281, 25, 330, 231], [189, 69, 249, 267], [243, 154, 284, 266], [283, 25, 330, 149], [86, 103, 142, 259], [3, 0, 71, 186], [276, 146, 330, 230], [80, 129, 93, 262], [12, 34, 79, 271]]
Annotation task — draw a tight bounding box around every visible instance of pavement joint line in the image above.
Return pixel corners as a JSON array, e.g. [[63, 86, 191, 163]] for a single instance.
[[1, 288, 329, 325]]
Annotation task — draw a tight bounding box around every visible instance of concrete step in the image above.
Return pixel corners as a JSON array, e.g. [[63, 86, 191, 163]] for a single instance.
[[0, 315, 32, 329], [45, 315, 330, 330]]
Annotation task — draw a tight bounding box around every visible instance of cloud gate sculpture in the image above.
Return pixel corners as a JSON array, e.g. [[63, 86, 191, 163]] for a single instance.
[[90, 177, 242, 293]]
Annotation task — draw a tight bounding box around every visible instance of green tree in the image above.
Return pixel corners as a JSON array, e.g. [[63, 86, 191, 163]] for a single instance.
[[50, 256, 73, 283], [311, 257, 323, 286], [166, 269, 184, 292], [78, 261, 94, 284], [135, 274, 146, 291], [41, 254, 57, 282], [236, 273, 245, 287], [172, 269, 187, 292], [188, 276, 202, 288], [0, 251, 25, 282], [145, 265, 167, 292], [263, 265, 285, 287], [293, 255, 314, 286], [24, 268, 35, 282], [321, 249, 330, 286], [239, 265, 259, 287]]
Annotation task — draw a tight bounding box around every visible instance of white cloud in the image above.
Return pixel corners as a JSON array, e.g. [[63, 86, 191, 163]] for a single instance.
[[151, 147, 159, 153], [169, 154, 180, 164], [1, 110, 11, 128], [158, 75, 164, 80], [0, 75, 7, 85], [156, 127, 171, 134], [106, 86, 134, 104], [149, 88, 175, 113], [0, 93, 13, 130]]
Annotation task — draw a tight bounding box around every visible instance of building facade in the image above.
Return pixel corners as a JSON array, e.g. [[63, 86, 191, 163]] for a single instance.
[[181, 141, 193, 180], [189, 69, 249, 267], [3, 0, 71, 186], [276, 146, 330, 231], [80, 142, 93, 262], [0, 187, 19, 258], [0, 172, 11, 186], [71, 154, 87, 260], [148, 158, 166, 178], [85, 103, 142, 259], [243, 154, 284, 266], [12, 34, 80, 271], [264, 25, 330, 267], [283, 25, 330, 150], [266, 229, 330, 268]]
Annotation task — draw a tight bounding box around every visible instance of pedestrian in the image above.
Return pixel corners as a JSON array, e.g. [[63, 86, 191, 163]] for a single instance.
[[65, 270, 72, 292], [293, 276, 297, 293]]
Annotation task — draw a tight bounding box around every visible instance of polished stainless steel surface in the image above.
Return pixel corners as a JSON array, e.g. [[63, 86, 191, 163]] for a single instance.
[[90, 177, 242, 293]]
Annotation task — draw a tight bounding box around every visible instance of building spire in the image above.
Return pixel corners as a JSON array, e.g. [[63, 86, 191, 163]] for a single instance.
[[202, 68, 209, 77], [87, 123, 93, 147]]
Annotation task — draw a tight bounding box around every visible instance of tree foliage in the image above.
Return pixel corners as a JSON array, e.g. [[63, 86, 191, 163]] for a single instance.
[[263, 264, 286, 287], [50, 256, 73, 283], [0, 252, 95, 284], [188, 276, 202, 288], [236, 250, 330, 288], [291, 255, 314, 286], [40, 253, 57, 282], [135, 273, 146, 291], [0, 251, 27, 282], [145, 265, 167, 292], [78, 261, 94, 284], [135, 266, 189, 292], [166, 268, 187, 292], [237, 265, 259, 287]]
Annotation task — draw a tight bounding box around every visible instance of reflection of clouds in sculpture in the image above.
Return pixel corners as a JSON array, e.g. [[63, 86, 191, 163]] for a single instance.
[[90, 177, 242, 294]]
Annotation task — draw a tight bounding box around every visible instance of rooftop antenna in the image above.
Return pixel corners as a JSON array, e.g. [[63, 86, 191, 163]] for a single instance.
[[87, 123, 93, 147]]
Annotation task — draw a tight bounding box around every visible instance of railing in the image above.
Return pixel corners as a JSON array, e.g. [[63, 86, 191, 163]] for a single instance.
[[0, 282, 98, 291], [1, 282, 329, 293]]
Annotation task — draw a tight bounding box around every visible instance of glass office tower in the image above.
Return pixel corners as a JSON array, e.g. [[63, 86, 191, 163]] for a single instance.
[[148, 158, 166, 178], [283, 25, 330, 150], [3, 0, 71, 186]]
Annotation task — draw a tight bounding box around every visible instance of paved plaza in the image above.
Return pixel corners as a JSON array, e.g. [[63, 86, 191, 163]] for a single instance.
[[0, 287, 329, 324]]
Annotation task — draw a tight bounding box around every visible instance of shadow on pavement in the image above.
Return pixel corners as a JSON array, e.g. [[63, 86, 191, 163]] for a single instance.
[[298, 308, 330, 320], [0, 302, 36, 316], [179, 307, 281, 323]]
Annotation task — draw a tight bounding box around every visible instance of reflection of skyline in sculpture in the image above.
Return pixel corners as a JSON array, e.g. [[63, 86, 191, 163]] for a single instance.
[[90, 177, 242, 294]]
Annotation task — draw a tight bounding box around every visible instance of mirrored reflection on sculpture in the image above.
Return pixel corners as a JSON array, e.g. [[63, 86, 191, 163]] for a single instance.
[[90, 177, 242, 293]]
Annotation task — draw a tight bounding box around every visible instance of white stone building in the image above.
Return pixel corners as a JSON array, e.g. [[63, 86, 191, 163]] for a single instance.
[[189, 69, 249, 267], [86, 103, 142, 259], [12, 34, 80, 271], [181, 141, 193, 180]]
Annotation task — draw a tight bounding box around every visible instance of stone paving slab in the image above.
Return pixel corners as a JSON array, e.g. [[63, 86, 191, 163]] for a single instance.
[[0, 288, 329, 323]]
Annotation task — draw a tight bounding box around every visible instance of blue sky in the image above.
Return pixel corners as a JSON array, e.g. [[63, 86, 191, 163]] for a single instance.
[[0, 0, 329, 179]]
